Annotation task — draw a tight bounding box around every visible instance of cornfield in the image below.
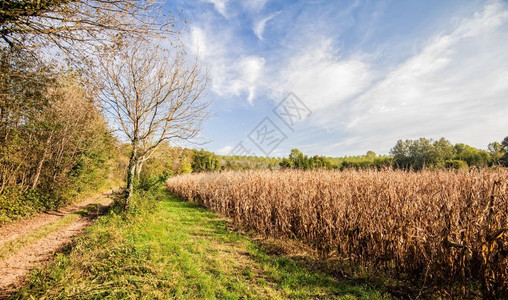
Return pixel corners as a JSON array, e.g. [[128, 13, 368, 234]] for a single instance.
[[166, 169, 507, 297]]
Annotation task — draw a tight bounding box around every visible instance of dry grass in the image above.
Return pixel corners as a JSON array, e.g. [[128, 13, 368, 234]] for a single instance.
[[167, 169, 508, 298]]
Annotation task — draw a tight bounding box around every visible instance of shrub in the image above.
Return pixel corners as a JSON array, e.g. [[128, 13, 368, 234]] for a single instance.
[[445, 159, 469, 170]]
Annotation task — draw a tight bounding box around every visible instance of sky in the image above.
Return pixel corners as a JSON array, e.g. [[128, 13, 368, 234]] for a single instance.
[[165, 0, 508, 157]]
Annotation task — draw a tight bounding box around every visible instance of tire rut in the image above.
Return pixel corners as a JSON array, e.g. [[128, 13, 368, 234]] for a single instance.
[[0, 191, 116, 298]]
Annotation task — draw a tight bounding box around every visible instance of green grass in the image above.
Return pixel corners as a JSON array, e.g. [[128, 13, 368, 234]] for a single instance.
[[14, 189, 388, 299]]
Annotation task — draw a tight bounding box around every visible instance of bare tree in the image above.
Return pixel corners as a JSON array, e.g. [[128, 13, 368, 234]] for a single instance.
[[0, 0, 179, 74], [95, 39, 210, 207], [0, 1, 174, 45]]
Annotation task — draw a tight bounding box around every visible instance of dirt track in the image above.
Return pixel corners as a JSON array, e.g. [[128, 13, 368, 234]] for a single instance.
[[0, 191, 116, 298]]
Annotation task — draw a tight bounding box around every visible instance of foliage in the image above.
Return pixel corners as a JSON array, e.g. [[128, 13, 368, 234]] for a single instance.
[[135, 146, 195, 192], [280, 149, 308, 169], [444, 159, 469, 170], [0, 0, 173, 67], [133, 136, 508, 178], [390, 137, 508, 170], [279, 148, 334, 170], [167, 169, 508, 298], [390, 138, 454, 169], [220, 155, 282, 171], [0, 190, 47, 224], [191, 149, 221, 172], [337, 154, 392, 170], [492, 136, 508, 167], [137, 145, 192, 176], [279, 149, 392, 171], [488, 141, 504, 165], [136, 147, 222, 192], [454, 143, 491, 168], [0, 47, 120, 224]]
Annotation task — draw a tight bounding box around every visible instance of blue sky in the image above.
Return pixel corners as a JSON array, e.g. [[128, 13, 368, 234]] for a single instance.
[[166, 0, 508, 157]]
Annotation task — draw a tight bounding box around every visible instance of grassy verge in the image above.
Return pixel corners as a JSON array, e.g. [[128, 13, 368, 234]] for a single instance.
[[14, 188, 388, 299]]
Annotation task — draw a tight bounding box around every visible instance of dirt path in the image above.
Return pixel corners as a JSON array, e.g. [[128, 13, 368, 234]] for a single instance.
[[0, 190, 117, 298]]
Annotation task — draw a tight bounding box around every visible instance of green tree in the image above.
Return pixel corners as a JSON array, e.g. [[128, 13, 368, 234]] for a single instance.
[[392, 138, 458, 169], [500, 136, 508, 166], [290, 149, 311, 169], [366, 151, 376, 160], [192, 149, 220, 172], [454, 144, 490, 167], [488, 142, 504, 165], [432, 138, 455, 167], [0, 51, 118, 222], [390, 139, 412, 169], [408, 138, 436, 169]]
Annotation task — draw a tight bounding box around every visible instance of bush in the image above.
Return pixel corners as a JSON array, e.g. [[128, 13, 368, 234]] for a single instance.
[[137, 172, 170, 191], [0, 189, 49, 224], [444, 159, 469, 170]]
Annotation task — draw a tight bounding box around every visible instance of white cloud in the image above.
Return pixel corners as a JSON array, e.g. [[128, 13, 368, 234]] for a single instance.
[[218, 55, 265, 104], [234, 56, 265, 103], [278, 39, 372, 115], [190, 27, 209, 58], [202, 0, 229, 17], [216, 145, 233, 155], [253, 13, 277, 40], [337, 1, 508, 153], [188, 26, 266, 104], [189, 0, 508, 155], [264, 1, 508, 155], [242, 0, 268, 12]]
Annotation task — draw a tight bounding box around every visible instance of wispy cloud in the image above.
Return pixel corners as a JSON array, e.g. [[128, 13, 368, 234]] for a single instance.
[[253, 13, 277, 40], [189, 25, 266, 104], [242, 0, 268, 13], [277, 38, 372, 114], [202, 0, 229, 18], [235, 56, 266, 103], [201, 0, 268, 19]]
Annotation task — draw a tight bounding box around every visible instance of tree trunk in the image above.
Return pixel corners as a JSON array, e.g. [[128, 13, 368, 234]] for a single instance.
[[31, 135, 52, 190], [135, 158, 144, 177], [0, 171, 6, 194], [124, 141, 138, 209]]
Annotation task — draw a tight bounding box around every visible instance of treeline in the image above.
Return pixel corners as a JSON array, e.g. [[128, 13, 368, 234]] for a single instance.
[[0, 48, 122, 223], [280, 149, 393, 170], [141, 147, 389, 175], [135, 145, 282, 188], [390, 137, 508, 170], [220, 155, 281, 171], [145, 137, 508, 178], [278, 138, 508, 171]]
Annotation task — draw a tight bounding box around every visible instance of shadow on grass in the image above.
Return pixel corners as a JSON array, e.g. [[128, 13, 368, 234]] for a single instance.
[[76, 191, 120, 219]]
